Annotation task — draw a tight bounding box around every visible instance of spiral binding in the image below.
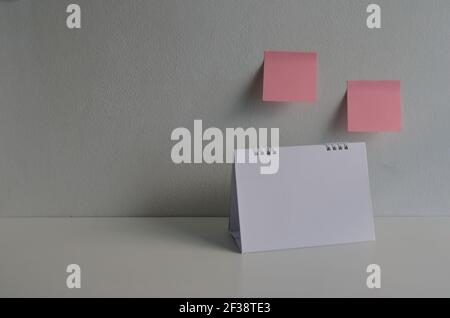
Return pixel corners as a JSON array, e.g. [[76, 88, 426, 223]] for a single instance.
[[252, 144, 349, 155], [325, 143, 349, 151], [253, 147, 278, 156]]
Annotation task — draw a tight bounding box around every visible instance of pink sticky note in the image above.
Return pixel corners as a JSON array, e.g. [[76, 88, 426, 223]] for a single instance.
[[347, 80, 402, 132], [263, 51, 317, 102]]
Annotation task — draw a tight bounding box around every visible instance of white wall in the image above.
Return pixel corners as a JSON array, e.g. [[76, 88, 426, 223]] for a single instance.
[[1, 0, 449, 216]]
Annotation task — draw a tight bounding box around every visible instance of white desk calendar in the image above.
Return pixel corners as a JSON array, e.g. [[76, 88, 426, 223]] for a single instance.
[[229, 143, 376, 253]]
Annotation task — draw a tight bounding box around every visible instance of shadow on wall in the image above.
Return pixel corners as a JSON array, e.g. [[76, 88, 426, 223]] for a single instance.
[[135, 166, 232, 217], [233, 64, 292, 117], [328, 93, 348, 135], [320, 93, 376, 144]]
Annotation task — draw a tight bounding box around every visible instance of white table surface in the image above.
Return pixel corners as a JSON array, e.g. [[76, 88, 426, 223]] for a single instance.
[[0, 217, 449, 298]]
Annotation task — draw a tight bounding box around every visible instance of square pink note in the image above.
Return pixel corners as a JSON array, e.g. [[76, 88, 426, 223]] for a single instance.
[[347, 80, 402, 132], [263, 51, 317, 102]]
